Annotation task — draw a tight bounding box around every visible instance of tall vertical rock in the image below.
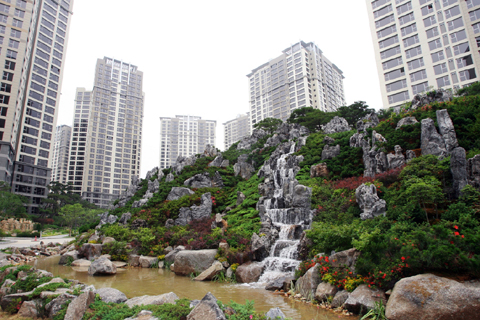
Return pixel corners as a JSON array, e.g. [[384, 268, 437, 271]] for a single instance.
[[450, 147, 468, 198], [421, 118, 447, 159], [356, 184, 386, 220], [468, 154, 480, 190], [436, 109, 458, 154]]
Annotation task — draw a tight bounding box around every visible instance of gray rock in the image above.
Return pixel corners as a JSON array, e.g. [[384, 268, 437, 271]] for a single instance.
[[295, 264, 321, 300], [310, 163, 328, 178], [372, 130, 387, 146], [396, 116, 418, 129], [167, 187, 195, 201], [236, 191, 246, 206], [79, 243, 102, 260], [18, 300, 38, 318], [350, 132, 368, 148], [165, 219, 175, 228], [164, 246, 185, 264], [125, 310, 158, 320], [208, 155, 224, 167], [173, 249, 217, 276], [88, 257, 117, 276], [356, 113, 379, 132], [233, 154, 255, 180], [265, 276, 290, 291], [406, 150, 416, 162], [234, 262, 265, 284], [130, 219, 148, 230], [184, 173, 212, 188], [126, 292, 179, 308], [323, 136, 335, 145], [375, 151, 388, 174], [344, 284, 386, 314], [356, 184, 386, 220], [323, 116, 351, 134], [145, 167, 159, 180], [139, 256, 158, 268], [220, 160, 229, 167], [315, 282, 338, 302], [175, 193, 212, 226], [128, 254, 140, 267], [64, 290, 95, 320], [329, 248, 361, 274], [189, 300, 200, 309], [71, 259, 91, 267], [291, 184, 312, 209], [387, 145, 406, 170], [386, 274, 480, 320], [172, 155, 197, 174], [212, 171, 224, 188], [165, 173, 175, 182], [411, 88, 453, 109], [421, 118, 447, 159], [203, 144, 218, 158], [468, 154, 480, 189], [119, 212, 132, 225], [266, 307, 286, 320], [102, 237, 115, 245], [436, 109, 458, 153], [331, 290, 350, 308], [363, 146, 377, 178], [95, 288, 128, 304], [59, 250, 79, 265], [45, 293, 77, 318], [321, 144, 340, 160], [194, 261, 223, 281], [451, 147, 468, 198], [237, 129, 267, 150], [187, 292, 226, 320]]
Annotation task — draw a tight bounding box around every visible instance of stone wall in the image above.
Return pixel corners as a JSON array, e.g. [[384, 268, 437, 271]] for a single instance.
[[0, 218, 34, 233]]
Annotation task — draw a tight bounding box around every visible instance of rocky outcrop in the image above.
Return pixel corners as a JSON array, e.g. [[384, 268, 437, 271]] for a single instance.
[[237, 129, 267, 150], [164, 246, 185, 264], [321, 144, 340, 160], [18, 300, 38, 318], [344, 285, 386, 314], [323, 116, 351, 134], [233, 154, 255, 180], [396, 116, 418, 129], [88, 257, 117, 276], [265, 308, 286, 320], [406, 150, 416, 162], [350, 132, 367, 148], [186, 292, 226, 320], [436, 109, 458, 153], [64, 290, 95, 320], [331, 290, 350, 308], [184, 173, 213, 188], [95, 288, 127, 303], [236, 191, 246, 206], [79, 243, 102, 260], [356, 113, 379, 132], [329, 248, 361, 274], [208, 155, 224, 167], [310, 163, 328, 178], [119, 212, 131, 225], [356, 184, 386, 220], [167, 187, 195, 201], [263, 123, 310, 149], [165, 173, 174, 182], [173, 249, 217, 276], [235, 262, 264, 283], [45, 293, 77, 318], [323, 136, 335, 145], [203, 144, 218, 158], [173, 155, 197, 174], [175, 193, 212, 226], [96, 212, 118, 229], [386, 274, 480, 320], [468, 154, 480, 189], [130, 219, 148, 230], [59, 250, 79, 265], [451, 147, 468, 198], [126, 292, 179, 308], [411, 88, 453, 110], [375, 151, 388, 174], [251, 219, 278, 261], [211, 171, 224, 188], [387, 145, 406, 170], [421, 118, 447, 159], [295, 264, 321, 299]]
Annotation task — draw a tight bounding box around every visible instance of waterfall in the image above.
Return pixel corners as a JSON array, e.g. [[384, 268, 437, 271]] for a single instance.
[[256, 141, 313, 284]]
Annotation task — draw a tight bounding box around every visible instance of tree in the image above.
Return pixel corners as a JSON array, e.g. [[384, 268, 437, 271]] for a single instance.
[[404, 176, 444, 223], [253, 118, 283, 134], [58, 203, 100, 236], [40, 181, 97, 218], [0, 181, 28, 218], [337, 101, 375, 126], [287, 107, 337, 132]]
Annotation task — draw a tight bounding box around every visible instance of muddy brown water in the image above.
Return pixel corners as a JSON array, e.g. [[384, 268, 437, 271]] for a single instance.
[[34, 256, 357, 320]]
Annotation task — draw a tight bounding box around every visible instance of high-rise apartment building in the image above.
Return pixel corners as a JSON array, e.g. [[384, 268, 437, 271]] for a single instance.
[[248, 41, 346, 129], [51, 124, 70, 184], [68, 58, 144, 208], [0, 0, 74, 214], [159, 115, 216, 169], [223, 113, 250, 150], [366, 0, 480, 110]]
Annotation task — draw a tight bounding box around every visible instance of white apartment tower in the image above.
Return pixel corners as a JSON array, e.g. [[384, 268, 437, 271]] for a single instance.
[[223, 113, 250, 150], [248, 41, 346, 129], [68, 58, 144, 208], [0, 0, 74, 214], [159, 115, 216, 169], [366, 0, 480, 109], [51, 124, 70, 184]]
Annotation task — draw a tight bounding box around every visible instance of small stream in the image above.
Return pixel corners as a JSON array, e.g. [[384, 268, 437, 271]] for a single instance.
[[34, 256, 356, 320]]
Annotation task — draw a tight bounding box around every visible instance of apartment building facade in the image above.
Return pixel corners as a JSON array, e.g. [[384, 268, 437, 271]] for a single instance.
[[248, 41, 346, 129], [223, 113, 250, 150], [51, 124, 70, 184], [67, 58, 144, 208], [366, 0, 480, 109], [0, 0, 74, 214], [159, 115, 216, 169]]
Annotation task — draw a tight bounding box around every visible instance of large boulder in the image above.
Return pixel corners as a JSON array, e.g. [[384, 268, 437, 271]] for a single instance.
[[79, 243, 102, 260], [167, 187, 195, 201], [139, 256, 158, 268], [451, 147, 468, 198], [126, 292, 179, 308], [128, 254, 141, 267], [45, 293, 77, 318], [344, 284, 386, 314], [329, 248, 361, 274], [436, 109, 458, 153], [203, 144, 218, 158], [315, 282, 338, 302], [235, 262, 264, 284], [187, 292, 226, 320], [194, 261, 223, 281], [355, 184, 386, 220], [208, 155, 224, 167], [88, 257, 117, 276], [321, 144, 340, 160], [468, 154, 480, 189], [411, 88, 453, 109], [71, 259, 91, 267], [396, 116, 418, 129], [310, 163, 328, 178], [233, 154, 255, 180], [387, 145, 406, 170], [265, 307, 286, 320], [172, 155, 197, 174], [295, 264, 321, 299], [119, 212, 132, 225], [173, 249, 217, 276], [59, 250, 79, 265], [95, 288, 127, 303], [237, 129, 267, 150], [421, 118, 447, 159], [331, 290, 350, 308], [18, 300, 38, 318], [184, 173, 212, 189], [323, 116, 351, 134], [64, 290, 95, 320], [175, 193, 212, 226], [386, 274, 480, 320], [164, 246, 185, 264]]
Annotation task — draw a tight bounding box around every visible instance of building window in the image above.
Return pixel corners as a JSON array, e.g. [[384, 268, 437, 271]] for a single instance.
[[450, 29, 467, 43], [456, 54, 474, 68], [436, 75, 451, 87], [431, 50, 445, 62], [405, 46, 422, 58], [374, 4, 393, 19], [386, 79, 407, 92], [399, 12, 415, 25], [384, 67, 405, 81], [470, 8, 480, 21], [426, 26, 439, 39], [453, 42, 470, 55], [8, 39, 19, 49], [382, 57, 403, 70], [403, 34, 419, 47], [10, 29, 20, 38], [412, 81, 429, 94], [421, 4, 434, 16], [447, 17, 464, 31], [459, 68, 477, 81], [401, 23, 417, 36], [433, 63, 448, 75], [388, 90, 410, 104], [375, 14, 395, 29], [410, 69, 428, 82], [428, 38, 442, 50], [423, 15, 437, 28], [397, 2, 412, 15], [377, 25, 397, 38]]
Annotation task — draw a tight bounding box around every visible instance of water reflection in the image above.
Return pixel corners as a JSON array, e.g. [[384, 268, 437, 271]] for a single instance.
[[34, 256, 356, 320]]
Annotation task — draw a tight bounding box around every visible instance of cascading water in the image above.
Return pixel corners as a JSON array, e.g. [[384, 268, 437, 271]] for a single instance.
[[256, 141, 313, 284]]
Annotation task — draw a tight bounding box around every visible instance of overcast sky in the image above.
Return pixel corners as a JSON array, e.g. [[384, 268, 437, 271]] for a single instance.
[[57, 0, 383, 178]]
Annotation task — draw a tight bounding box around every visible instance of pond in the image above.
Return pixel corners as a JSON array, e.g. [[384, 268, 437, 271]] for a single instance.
[[34, 256, 357, 320]]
